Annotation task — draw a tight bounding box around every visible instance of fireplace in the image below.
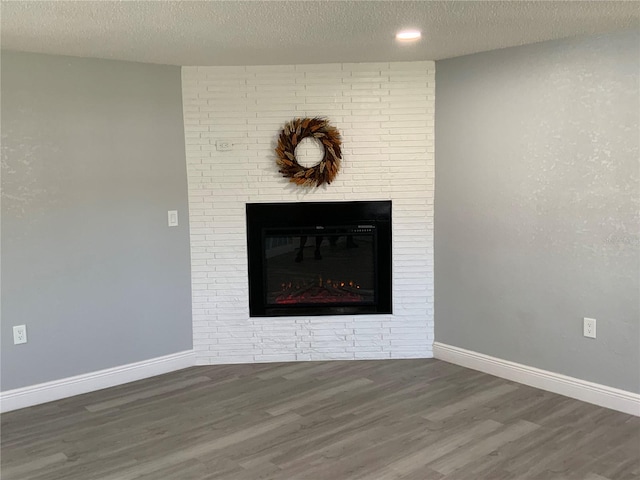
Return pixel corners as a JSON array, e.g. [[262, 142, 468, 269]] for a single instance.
[[246, 201, 392, 317]]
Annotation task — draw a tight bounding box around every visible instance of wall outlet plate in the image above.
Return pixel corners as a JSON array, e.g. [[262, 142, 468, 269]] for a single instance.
[[13, 325, 27, 345], [583, 317, 596, 339], [216, 140, 233, 151]]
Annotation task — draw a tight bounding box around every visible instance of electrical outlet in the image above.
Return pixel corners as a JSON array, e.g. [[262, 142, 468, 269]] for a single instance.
[[13, 325, 27, 345], [583, 317, 596, 339], [216, 140, 233, 151]]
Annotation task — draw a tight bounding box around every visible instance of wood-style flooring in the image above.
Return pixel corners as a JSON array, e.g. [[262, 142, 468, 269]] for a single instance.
[[2, 359, 639, 480]]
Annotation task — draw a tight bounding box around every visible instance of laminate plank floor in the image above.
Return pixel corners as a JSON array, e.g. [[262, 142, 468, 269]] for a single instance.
[[2, 359, 638, 479]]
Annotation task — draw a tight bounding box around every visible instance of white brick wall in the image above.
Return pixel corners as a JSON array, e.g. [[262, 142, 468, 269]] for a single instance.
[[182, 62, 435, 365]]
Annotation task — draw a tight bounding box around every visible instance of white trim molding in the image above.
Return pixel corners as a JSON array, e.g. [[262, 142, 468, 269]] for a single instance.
[[0, 350, 195, 413], [434, 342, 640, 417]]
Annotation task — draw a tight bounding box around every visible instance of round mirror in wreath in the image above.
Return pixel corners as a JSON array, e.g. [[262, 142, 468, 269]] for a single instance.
[[275, 117, 342, 187]]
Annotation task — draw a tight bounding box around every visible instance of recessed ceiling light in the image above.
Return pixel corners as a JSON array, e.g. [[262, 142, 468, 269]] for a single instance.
[[396, 30, 421, 41]]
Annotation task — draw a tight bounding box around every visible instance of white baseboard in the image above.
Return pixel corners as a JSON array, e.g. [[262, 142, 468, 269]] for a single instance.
[[433, 342, 640, 417], [0, 350, 195, 413]]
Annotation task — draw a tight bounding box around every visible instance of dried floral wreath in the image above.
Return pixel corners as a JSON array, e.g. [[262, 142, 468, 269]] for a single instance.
[[275, 117, 342, 187]]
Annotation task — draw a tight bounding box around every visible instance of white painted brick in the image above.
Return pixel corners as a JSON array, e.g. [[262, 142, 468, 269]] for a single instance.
[[182, 61, 434, 365], [210, 356, 257, 364], [310, 352, 355, 361], [354, 352, 390, 360], [254, 354, 299, 362]]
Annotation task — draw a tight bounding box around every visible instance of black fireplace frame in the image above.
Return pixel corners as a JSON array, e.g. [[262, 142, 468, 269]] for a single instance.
[[246, 201, 392, 317]]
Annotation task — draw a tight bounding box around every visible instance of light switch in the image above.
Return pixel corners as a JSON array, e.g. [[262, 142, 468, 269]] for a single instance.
[[168, 210, 178, 227]]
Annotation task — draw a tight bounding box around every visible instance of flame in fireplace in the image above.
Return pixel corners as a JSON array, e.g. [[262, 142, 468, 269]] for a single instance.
[[275, 276, 364, 305]]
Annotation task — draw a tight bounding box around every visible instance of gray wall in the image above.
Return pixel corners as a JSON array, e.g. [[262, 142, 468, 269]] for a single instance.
[[435, 31, 640, 393], [1, 52, 192, 391]]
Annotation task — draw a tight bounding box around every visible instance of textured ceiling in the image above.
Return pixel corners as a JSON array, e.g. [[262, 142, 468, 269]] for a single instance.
[[1, 1, 638, 66]]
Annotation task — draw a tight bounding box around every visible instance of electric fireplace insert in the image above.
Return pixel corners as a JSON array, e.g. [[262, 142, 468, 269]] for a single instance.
[[246, 201, 392, 317]]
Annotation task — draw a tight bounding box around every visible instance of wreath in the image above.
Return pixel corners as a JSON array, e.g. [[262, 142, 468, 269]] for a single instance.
[[275, 117, 342, 187]]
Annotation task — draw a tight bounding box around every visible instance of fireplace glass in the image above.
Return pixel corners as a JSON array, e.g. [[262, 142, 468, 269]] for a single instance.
[[264, 226, 376, 307]]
